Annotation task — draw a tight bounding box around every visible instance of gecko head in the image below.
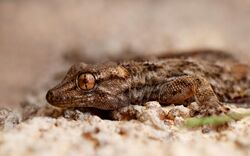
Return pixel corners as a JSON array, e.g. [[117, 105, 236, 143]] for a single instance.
[[46, 62, 130, 110]]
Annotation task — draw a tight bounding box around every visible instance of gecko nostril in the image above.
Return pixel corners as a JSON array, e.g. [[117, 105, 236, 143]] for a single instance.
[[46, 90, 54, 103]]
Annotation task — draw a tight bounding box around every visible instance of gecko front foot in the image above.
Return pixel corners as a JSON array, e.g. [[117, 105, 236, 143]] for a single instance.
[[189, 101, 230, 116], [200, 104, 229, 116], [158, 75, 231, 116]]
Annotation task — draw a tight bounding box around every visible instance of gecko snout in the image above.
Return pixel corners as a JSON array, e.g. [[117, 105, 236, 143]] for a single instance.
[[46, 89, 68, 107], [46, 90, 55, 104]]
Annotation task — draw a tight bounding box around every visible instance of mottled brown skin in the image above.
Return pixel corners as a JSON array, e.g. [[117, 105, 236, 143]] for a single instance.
[[46, 56, 250, 116]]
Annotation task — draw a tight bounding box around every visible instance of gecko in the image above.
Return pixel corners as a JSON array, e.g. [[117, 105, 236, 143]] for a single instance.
[[46, 51, 250, 116]]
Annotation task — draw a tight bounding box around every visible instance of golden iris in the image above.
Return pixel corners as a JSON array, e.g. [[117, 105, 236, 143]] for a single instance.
[[77, 73, 95, 90]]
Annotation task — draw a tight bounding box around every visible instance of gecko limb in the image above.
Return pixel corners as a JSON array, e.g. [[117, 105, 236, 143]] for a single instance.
[[158, 75, 229, 116]]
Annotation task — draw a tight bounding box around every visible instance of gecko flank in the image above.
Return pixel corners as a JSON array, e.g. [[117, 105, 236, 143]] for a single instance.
[[46, 54, 250, 116]]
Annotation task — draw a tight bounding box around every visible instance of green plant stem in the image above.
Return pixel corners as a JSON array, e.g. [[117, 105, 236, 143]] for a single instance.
[[183, 112, 250, 128]]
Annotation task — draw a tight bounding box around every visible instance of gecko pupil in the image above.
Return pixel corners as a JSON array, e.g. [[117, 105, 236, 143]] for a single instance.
[[78, 73, 95, 90]]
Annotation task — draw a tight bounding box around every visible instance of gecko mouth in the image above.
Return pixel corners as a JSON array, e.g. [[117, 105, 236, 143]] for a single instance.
[[46, 90, 90, 107]]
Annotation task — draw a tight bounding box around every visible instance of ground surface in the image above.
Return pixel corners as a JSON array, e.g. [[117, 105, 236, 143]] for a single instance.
[[1, 102, 250, 156], [0, 1, 250, 156]]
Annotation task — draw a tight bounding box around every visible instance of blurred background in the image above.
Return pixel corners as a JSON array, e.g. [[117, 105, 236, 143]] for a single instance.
[[0, 0, 250, 108]]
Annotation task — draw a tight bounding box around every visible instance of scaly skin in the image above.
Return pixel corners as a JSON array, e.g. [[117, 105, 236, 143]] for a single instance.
[[46, 53, 250, 116]]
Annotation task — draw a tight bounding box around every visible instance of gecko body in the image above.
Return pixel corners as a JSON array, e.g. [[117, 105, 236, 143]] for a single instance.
[[46, 53, 250, 115]]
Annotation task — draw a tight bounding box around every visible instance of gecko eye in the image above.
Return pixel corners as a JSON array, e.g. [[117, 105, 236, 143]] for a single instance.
[[77, 73, 96, 90]]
